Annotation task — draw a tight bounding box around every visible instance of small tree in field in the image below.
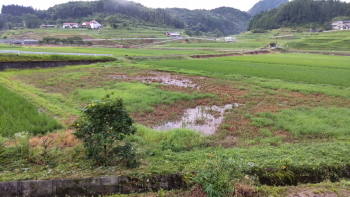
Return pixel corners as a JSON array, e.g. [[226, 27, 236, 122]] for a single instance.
[[74, 94, 138, 167]]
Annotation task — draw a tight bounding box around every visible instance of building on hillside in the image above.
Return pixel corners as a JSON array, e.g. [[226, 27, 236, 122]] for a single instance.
[[40, 25, 55, 28], [224, 37, 236, 43], [63, 23, 79, 28], [165, 32, 180, 37], [331, 21, 350, 30], [22, 39, 39, 45], [81, 20, 102, 29], [90, 20, 102, 29]]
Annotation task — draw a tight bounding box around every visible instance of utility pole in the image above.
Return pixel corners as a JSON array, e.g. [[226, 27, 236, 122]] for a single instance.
[[309, 23, 312, 37]]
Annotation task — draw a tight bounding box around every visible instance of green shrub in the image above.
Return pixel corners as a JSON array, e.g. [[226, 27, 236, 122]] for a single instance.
[[74, 94, 139, 167], [193, 153, 246, 197]]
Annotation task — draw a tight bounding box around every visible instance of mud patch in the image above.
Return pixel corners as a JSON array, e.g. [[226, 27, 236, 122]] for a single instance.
[[111, 72, 198, 88], [153, 104, 238, 135]]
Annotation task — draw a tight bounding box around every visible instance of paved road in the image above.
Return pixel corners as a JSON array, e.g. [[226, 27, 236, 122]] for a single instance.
[[0, 50, 113, 56]]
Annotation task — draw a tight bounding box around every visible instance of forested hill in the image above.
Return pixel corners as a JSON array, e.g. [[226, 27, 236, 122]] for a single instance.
[[248, 0, 289, 16], [44, 0, 185, 28], [0, 0, 184, 29], [0, 1, 251, 36], [166, 7, 251, 36], [248, 0, 350, 30]]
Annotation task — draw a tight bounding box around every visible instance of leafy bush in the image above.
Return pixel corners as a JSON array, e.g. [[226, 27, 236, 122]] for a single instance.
[[193, 153, 246, 197], [74, 94, 139, 167]]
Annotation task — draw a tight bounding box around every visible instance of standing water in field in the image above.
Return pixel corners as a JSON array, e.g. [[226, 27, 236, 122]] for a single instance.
[[154, 104, 239, 135]]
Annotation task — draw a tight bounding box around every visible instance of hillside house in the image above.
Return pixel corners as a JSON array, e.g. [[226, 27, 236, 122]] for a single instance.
[[63, 23, 79, 28], [40, 25, 55, 28], [165, 32, 180, 37], [81, 20, 102, 29], [224, 37, 236, 43], [332, 21, 350, 30]]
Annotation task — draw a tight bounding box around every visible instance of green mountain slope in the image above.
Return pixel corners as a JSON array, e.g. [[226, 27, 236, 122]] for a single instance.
[[248, 0, 350, 30], [248, 0, 289, 16], [166, 7, 251, 36]]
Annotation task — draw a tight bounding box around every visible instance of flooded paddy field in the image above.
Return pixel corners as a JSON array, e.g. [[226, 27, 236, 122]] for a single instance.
[[1, 53, 350, 196]]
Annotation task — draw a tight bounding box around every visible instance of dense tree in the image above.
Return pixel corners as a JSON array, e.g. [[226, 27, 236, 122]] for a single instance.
[[1, 5, 35, 16], [167, 7, 251, 36], [248, 0, 350, 30], [248, 0, 289, 16], [106, 15, 119, 28], [22, 14, 40, 28]]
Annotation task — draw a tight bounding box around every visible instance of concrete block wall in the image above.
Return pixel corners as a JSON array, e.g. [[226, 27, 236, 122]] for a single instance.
[[0, 174, 184, 197]]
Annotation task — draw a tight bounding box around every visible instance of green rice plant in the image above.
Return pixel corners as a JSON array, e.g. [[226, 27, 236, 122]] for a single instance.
[[0, 84, 62, 136], [144, 53, 350, 87], [250, 107, 350, 138]]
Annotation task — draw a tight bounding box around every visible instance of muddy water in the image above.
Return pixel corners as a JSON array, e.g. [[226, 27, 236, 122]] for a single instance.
[[154, 104, 239, 135], [111, 72, 198, 88]]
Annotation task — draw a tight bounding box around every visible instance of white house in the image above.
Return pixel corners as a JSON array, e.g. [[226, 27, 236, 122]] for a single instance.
[[224, 37, 236, 43], [90, 20, 102, 29], [332, 21, 350, 30], [63, 23, 79, 28], [165, 32, 180, 37]]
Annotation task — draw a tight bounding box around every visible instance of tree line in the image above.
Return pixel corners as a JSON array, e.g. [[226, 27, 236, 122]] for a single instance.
[[248, 0, 350, 30], [0, 0, 251, 36]]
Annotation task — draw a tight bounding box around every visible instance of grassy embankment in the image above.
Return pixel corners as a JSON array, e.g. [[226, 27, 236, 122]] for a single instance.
[[0, 53, 115, 62]]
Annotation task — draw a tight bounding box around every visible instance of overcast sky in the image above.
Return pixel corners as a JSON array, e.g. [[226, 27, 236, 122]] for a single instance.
[[2, 0, 270, 12], [2, 0, 350, 12]]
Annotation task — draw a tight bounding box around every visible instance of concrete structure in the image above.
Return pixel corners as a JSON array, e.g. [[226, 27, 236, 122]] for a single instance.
[[332, 21, 350, 30], [40, 25, 55, 28], [0, 39, 38, 45], [165, 32, 180, 37], [63, 23, 79, 28], [224, 37, 236, 42], [0, 174, 184, 197]]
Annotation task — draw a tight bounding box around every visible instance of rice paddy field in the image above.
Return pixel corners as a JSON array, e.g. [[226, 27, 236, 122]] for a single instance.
[[0, 27, 350, 197]]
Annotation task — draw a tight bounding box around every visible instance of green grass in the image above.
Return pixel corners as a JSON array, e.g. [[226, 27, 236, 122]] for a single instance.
[[143, 53, 350, 87], [151, 41, 263, 50], [288, 30, 350, 51], [73, 82, 214, 112], [250, 107, 350, 138], [0, 84, 62, 137], [0, 45, 218, 56]]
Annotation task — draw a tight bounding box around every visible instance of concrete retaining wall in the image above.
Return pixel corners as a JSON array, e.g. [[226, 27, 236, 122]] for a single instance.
[[0, 174, 184, 197], [0, 61, 109, 71]]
